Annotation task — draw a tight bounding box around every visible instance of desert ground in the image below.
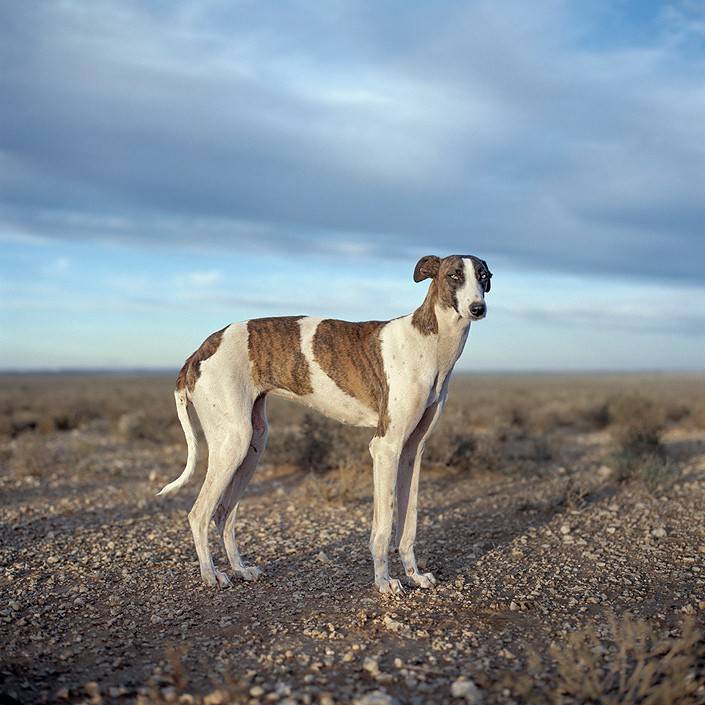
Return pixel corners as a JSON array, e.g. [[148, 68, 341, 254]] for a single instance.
[[1, 372, 704, 705]]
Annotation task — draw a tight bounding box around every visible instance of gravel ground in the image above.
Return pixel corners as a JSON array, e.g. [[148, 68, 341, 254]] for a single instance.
[[1, 378, 705, 704]]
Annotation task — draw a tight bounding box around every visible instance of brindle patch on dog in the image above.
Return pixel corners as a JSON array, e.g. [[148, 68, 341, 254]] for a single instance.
[[176, 325, 229, 393], [412, 255, 466, 335], [436, 255, 465, 312], [312, 319, 390, 435], [468, 255, 492, 292], [247, 316, 313, 396], [411, 295, 438, 335]]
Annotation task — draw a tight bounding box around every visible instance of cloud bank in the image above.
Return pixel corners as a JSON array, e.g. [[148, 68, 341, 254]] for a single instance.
[[1, 0, 703, 285]]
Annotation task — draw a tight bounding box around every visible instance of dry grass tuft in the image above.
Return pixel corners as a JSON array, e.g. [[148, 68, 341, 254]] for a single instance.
[[607, 394, 664, 457], [8, 434, 87, 478], [499, 614, 705, 705], [116, 410, 181, 444], [267, 412, 369, 473], [605, 394, 679, 489], [135, 647, 253, 705], [550, 614, 705, 705], [300, 463, 370, 504]]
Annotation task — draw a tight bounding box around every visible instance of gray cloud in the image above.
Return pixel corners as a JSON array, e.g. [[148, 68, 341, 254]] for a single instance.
[[1, 0, 703, 282]]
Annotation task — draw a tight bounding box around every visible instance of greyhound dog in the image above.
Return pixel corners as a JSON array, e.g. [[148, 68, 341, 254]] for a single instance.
[[159, 254, 492, 593]]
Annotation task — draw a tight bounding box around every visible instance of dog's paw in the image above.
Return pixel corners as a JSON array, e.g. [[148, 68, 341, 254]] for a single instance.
[[200, 568, 219, 588], [214, 569, 232, 588], [376, 577, 405, 595], [235, 565, 261, 582], [410, 571, 437, 589]]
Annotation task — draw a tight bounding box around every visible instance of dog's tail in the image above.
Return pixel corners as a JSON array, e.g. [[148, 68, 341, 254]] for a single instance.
[[157, 389, 200, 497]]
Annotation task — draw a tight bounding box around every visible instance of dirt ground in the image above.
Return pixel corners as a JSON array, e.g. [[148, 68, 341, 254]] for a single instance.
[[1, 373, 704, 704]]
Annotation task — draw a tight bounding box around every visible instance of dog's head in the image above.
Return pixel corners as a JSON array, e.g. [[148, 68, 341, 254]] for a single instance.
[[414, 254, 492, 321]]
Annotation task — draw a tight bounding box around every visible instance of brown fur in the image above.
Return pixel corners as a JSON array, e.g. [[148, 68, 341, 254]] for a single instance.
[[312, 319, 390, 435], [411, 293, 439, 335], [411, 255, 465, 335], [247, 316, 313, 396], [176, 326, 229, 393]]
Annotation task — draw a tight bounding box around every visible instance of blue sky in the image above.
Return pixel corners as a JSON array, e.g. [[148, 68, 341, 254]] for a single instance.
[[1, 0, 704, 371]]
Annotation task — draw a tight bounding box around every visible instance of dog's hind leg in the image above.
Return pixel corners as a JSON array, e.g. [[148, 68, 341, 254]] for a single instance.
[[369, 433, 405, 594], [188, 402, 253, 588], [214, 394, 269, 581]]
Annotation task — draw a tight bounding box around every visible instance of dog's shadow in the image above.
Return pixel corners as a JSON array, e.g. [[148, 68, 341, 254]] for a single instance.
[[236, 466, 613, 595]]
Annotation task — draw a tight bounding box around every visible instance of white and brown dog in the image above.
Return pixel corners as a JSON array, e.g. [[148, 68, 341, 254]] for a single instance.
[[159, 254, 492, 593]]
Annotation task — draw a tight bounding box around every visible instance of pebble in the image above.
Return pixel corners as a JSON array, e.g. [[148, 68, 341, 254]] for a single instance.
[[597, 465, 613, 479], [651, 527, 667, 538], [353, 691, 398, 705], [362, 657, 381, 678], [451, 677, 483, 703]]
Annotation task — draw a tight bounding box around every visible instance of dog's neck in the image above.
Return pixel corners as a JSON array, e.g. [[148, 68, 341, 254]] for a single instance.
[[411, 292, 471, 378], [433, 301, 471, 337], [412, 286, 471, 337], [434, 302, 471, 373]]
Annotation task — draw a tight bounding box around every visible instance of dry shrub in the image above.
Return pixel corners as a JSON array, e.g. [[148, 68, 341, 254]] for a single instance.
[[638, 455, 678, 491], [47, 401, 103, 432], [529, 404, 582, 434], [605, 395, 677, 488], [607, 394, 664, 457], [300, 463, 370, 504], [8, 434, 87, 478], [554, 475, 597, 510], [498, 614, 705, 705], [664, 403, 691, 424], [116, 411, 181, 444], [432, 432, 502, 473], [2, 403, 104, 438], [612, 452, 679, 492], [9, 434, 58, 477], [268, 413, 368, 473], [686, 402, 705, 430], [551, 614, 704, 704], [580, 402, 611, 431], [425, 425, 551, 476], [505, 404, 530, 432]]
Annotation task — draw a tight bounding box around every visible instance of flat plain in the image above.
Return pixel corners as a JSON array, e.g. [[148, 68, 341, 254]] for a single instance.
[[1, 372, 704, 704]]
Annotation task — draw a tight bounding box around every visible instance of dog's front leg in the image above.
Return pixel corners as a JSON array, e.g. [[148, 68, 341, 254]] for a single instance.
[[396, 400, 444, 589], [369, 435, 404, 594]]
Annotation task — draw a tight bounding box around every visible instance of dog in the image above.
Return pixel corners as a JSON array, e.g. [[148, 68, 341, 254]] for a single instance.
[[158, 254, 492, 593]]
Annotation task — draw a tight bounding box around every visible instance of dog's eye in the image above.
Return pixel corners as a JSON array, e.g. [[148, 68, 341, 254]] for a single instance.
[[479, 272, 487, 280], [448, 273, 461, 281]]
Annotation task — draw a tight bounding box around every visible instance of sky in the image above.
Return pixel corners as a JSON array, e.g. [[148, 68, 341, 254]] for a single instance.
[[1, 0, 704, 372]]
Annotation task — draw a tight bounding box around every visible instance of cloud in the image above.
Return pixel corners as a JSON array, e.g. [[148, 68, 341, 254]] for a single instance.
[[0, 0, 703, 284]]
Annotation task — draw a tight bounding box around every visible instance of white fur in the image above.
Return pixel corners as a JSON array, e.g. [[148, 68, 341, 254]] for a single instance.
[[456, 256, 486, 317], [159, 258, 486, 594]]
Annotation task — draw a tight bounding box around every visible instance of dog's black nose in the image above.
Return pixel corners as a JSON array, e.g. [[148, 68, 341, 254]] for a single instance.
[[470, 302, 486, 318]]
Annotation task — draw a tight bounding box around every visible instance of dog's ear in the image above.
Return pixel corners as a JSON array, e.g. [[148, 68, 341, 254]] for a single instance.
[[481, 258, 492, 293], [414, 255, 441, 282]]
